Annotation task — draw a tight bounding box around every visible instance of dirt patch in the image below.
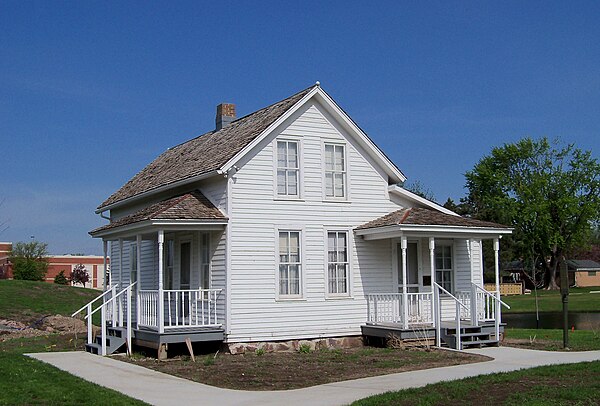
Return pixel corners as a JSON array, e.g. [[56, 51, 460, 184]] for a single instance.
[[123, 347, 490, 391], [0, 315, 97, 342], [502, 337, 566, 351]]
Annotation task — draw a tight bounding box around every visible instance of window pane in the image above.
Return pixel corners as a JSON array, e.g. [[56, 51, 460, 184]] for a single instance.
[[287, 170, 298, 195], [334, 146, 344, 171], [288, 142, 298, 168], [325, 173, 334, 196], [334, 173, 344, 197], [277, 170, 286, 194], [325, 145, 334, 170], [277, 142, 286, 167]]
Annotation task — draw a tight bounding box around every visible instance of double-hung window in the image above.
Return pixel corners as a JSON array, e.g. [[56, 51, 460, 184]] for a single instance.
[[277, 140, 299, 197], [278, 231, 301, 297], [435, 245, 453, 292], [327, 231, 349, 295], [324, 144, 346, 198]]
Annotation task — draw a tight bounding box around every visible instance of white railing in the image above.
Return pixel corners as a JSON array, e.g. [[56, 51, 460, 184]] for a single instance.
[[72, 284, 118, 347], [434, 282, 469, 350], [163, 289, 222, 328], [471, 283, 510, 340], [366, 292, 433, 326], [138, 290, 159, 328], [95, 281, 137, 356]]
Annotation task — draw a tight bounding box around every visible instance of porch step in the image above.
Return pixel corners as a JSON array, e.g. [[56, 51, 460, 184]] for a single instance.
[[440, 324, 499, 350], [85, 326, 128, 356]]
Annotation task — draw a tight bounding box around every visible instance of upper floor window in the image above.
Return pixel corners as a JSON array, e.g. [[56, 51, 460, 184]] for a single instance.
[[435, 245, 453, 292], [277, 140, 299, 197], [324, 144, 346, 198], [327, 231, 350, 295], [278, 230, 301, 297]]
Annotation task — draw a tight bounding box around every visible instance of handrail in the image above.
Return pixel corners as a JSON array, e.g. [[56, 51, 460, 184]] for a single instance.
[[433, 282, 469, 311], [473, 283, 511, 309], [86, 281, 137, 320], [71, 284, 118, 317]]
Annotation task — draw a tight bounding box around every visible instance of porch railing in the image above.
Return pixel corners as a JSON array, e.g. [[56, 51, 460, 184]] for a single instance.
[[138, 288, 223, 330], [366, 292, 433, 326], [434, 282, 469, 350]]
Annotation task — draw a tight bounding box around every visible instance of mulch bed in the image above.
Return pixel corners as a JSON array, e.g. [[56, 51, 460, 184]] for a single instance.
[[122, 346, 490, 390]]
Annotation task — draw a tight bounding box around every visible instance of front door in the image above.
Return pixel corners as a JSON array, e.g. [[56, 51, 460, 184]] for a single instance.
[[397, 242, 420, 293]]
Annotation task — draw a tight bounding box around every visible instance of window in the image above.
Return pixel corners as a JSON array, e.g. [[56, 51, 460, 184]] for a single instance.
[[324, 144, 346, 198], [200, 233, 210, 289], [277, 140, 299, 197], [589, 271, 597, 277], [164, 239, 174, 290], [435, 245, 453, 292], [327, 231, 349, 295], [278, 231, 301, 296], [130, 243, 138, 288]]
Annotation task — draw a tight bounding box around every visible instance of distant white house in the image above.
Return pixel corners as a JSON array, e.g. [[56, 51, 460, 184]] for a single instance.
[[82, 84, 512, 356]]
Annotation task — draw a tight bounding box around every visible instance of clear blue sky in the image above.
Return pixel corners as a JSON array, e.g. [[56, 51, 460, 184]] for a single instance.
[[1, 1, 599, 255]]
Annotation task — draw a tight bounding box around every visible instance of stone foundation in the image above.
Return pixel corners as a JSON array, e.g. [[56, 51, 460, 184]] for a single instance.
[[227, 336, 364, 355]]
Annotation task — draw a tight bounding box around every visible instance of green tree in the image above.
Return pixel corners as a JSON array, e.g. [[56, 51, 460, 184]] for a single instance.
[[54, 270, 69, 285], [465, 137, 600, 289], [9, 241, 49, 281]]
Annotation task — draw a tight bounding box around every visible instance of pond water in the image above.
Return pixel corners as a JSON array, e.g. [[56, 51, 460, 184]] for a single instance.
[[503, 312, 600, 330]]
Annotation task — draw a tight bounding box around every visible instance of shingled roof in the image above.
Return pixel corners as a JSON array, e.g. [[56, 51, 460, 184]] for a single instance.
[[90, 191, 226, 235], [356, 208, 509, 230], [98, 85, 317, 210]]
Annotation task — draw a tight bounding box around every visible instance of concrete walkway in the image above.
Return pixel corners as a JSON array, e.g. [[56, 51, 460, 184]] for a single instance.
[[28, 347, 600, 406]]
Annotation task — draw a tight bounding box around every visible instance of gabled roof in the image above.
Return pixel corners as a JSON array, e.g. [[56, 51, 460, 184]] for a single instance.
[[357, 207, 509, 230], [90, 191, 226, 236], [98, 85, 316, 210], [98, 84, 406, 212]]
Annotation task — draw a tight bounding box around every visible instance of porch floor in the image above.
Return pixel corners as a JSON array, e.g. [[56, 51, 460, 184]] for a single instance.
[[133, 326, 225, 349]]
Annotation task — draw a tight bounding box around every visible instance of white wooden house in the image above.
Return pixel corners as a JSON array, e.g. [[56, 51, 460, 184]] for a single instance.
[[77, 83, 512, 356]]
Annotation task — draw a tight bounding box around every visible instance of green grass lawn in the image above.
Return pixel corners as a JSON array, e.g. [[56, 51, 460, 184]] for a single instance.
[[0, 279, 100, 323], [353, 361, 600, 406], [0, 334, 148, 405], [0, 280, 146, 405], [504, 328, 600, 351], [503, 287, 600, 313]]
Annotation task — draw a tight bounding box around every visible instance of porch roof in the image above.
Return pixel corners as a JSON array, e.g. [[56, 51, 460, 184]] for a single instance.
[[356, 208, 512, 239], [90, 191, 227, 238]]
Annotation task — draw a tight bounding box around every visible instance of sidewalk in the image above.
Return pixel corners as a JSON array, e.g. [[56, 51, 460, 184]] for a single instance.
[[28, 347, 600, 406]]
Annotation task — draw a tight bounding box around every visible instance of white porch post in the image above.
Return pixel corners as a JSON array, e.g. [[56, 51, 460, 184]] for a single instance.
[[494, 237, 501, 339], [136, 234, 142, 327], [429, 237, 435, 326], [118, 238, 123, 326], [401, 236, 408, 329], [102, 240, 108, 291], [469, 239, 478, 327], [158, 230, 165, 334]]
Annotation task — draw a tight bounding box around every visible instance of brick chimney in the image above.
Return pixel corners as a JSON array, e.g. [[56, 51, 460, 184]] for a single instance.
[[216, 103, 236, 130]]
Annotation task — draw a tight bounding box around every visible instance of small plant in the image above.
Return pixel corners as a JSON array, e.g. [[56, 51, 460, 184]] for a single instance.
[[203, 355, 215, 366], [255, 348, 265, 356], [529, 334, 537, 345], [53, 270, 69, 285], [299, 343, 312, 354]]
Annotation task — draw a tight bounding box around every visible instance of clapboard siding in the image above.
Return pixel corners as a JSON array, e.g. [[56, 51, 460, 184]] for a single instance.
[[227, 101, 402, 342]]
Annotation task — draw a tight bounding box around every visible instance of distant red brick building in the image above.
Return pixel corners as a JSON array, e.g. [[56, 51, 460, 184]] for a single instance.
[[0, 242, 109, 290]]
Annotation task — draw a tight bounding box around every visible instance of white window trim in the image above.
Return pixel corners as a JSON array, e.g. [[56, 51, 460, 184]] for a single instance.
[[178, 237, 193, 290], [435, 242, 454, 293], [273, 137, 304, 200], [275, 226, 306, 301], [322, 141, 349, 202], [324, 227, 353, 299]]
